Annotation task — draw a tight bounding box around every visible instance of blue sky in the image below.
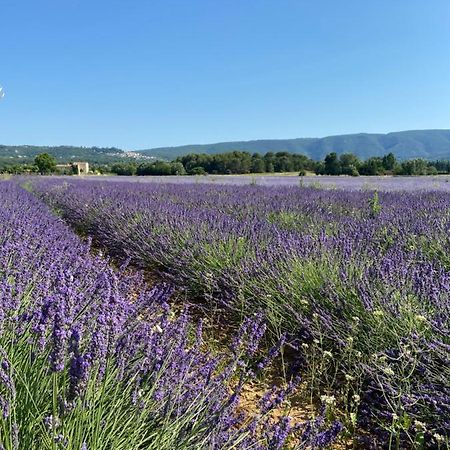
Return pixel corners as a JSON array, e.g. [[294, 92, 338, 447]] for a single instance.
[[1, 0, 450, 149]]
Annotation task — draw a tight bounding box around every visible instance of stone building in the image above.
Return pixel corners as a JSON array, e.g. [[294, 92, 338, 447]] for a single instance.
[[73, 161, 89, 175], [55, 161, 89, 175]]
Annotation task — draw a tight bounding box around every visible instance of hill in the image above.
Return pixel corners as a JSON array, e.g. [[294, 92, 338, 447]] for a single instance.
[[0, 145, 151, 166], [139, 130, 450, 161]]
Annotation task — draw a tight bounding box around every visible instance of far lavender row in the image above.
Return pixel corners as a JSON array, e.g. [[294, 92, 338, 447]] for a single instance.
[[71, 173, 450, 191], [32, 178, 450, 448]]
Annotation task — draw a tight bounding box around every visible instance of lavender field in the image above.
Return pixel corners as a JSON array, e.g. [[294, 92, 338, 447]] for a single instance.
[[26, 177, 449, 449], [1, 180, 342, 450], [76, 174, 450, 192], [1, 177, 449, 449]]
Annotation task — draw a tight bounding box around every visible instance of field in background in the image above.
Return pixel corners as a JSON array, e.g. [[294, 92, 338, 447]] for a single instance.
[[64, 173, 450, 191]]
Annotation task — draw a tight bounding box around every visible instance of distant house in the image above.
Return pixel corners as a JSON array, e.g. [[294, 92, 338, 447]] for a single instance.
[[73, 161, 89, 175], [55, 161, 89, 175]]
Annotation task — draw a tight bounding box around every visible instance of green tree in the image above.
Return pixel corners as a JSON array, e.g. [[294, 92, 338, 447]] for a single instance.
[[34, 153, 57, 174], [250, 154, 265, 173], [170, 162, 186, 175], [359, 157, 384, 175], [339, 153, 360, 175], [264, 152, 275, 173], [382, 152, 397, 171], [188, 166, 207, 175], [324, 152, 341, 175], [427, 165, 438, 175], [400, 159, 427, 175], [314, 161, 325, 175], [274, 152, 294, 172], [111, 163, 137, 175]]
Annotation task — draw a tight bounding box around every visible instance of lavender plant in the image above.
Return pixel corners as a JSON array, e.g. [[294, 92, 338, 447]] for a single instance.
[[0, 182, 343, 449], [30, 178, 450, 448]]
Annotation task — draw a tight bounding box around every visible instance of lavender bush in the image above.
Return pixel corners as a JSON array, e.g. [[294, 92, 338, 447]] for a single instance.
[[0, 181, 343, 449], [30, 178, 450, 448]]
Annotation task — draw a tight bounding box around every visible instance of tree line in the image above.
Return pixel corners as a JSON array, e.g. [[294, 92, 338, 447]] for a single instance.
[[315, 152, 446, 176], [2, 151, 450, 176], [0, 153, 59, 175], [109, 151, 450, 176], [0, 153, 80, 175]]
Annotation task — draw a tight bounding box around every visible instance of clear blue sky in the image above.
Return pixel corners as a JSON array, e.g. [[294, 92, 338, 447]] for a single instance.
[[1, 0, 450, 149]]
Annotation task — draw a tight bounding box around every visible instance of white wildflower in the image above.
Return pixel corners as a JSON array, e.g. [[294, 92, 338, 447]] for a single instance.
[[433, 434, 445, 443], [320, 395, 336, 406], [414, 420, 426, 430]]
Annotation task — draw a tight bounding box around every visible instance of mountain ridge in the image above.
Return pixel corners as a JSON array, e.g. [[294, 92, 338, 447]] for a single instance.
[[2, 130, 450, 165], [0, 145, 152, 166], [139, 129, 450, 161]]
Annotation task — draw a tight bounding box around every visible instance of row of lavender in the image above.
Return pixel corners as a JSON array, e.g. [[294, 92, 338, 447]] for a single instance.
[[84, 174, 450, 191], [31, 179, 450, 448], [0, 181, 343, 449]]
